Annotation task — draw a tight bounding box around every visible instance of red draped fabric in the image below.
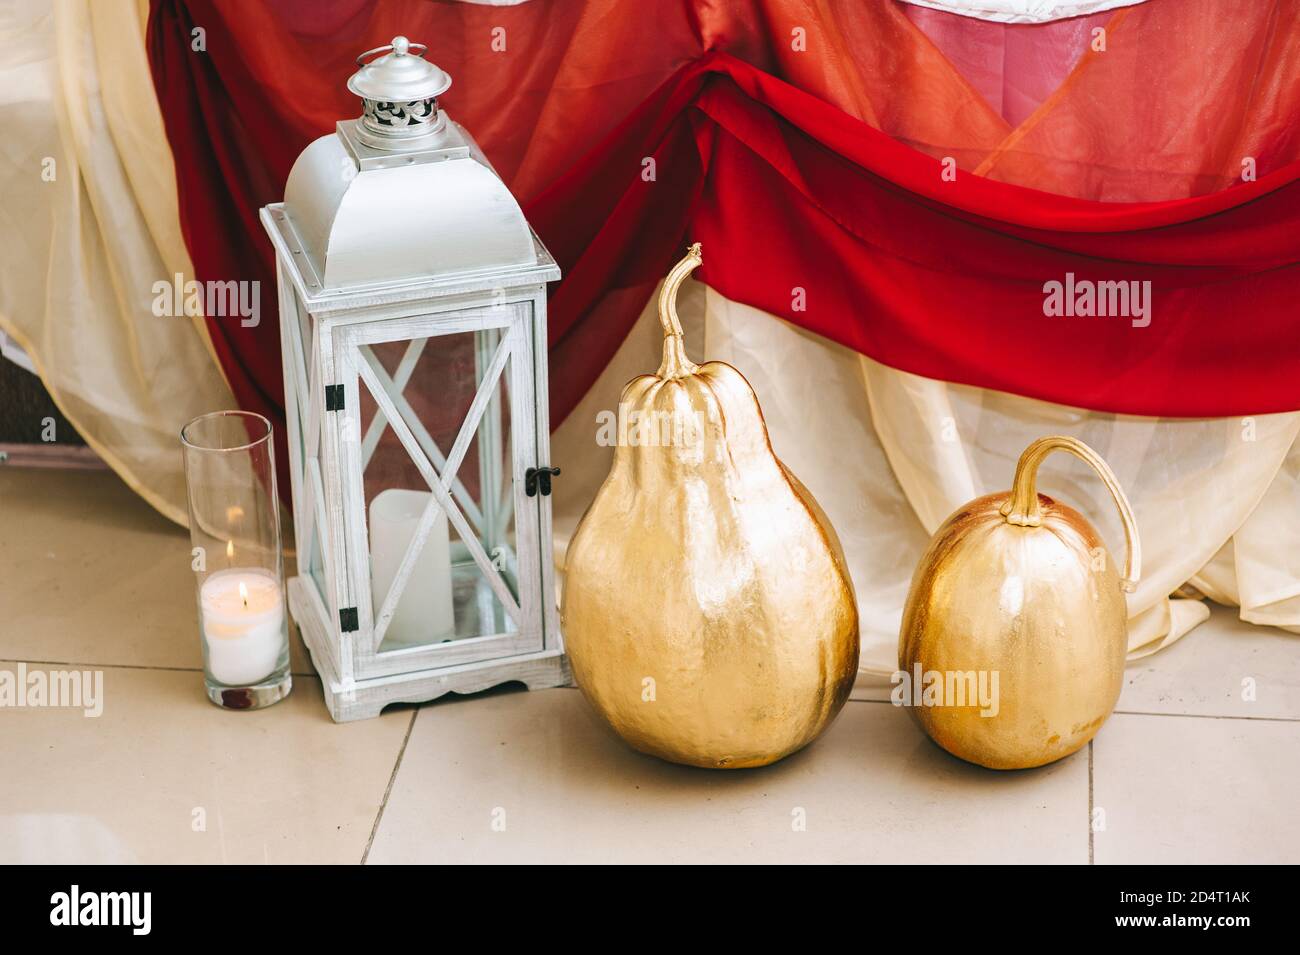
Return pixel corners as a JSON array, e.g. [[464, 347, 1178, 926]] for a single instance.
[[539, 53, 1300, 418], [147, 0, 1300, 462], [900, 7, 1114, 129]]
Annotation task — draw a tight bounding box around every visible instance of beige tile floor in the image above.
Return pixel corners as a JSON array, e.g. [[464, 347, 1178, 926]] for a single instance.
[[1, 465, 1297, 863]]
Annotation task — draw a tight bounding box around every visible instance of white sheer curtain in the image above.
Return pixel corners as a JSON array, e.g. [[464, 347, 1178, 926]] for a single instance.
[[0, 0, 232, 524]]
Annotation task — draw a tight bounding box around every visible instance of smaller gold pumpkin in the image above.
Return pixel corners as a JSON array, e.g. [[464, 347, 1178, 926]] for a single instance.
[[898, 436, 1141, 770]]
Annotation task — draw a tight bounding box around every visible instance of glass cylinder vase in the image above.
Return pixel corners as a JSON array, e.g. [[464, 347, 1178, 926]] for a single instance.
[[181, 411, 291, 710]]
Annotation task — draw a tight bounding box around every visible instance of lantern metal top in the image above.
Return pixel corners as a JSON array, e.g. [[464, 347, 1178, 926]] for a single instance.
[[348, 36, 452, 101], [347, 36, 454, 151], [263, 34, 557, 303]]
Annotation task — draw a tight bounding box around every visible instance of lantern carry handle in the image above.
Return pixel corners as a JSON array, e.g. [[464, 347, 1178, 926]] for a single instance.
[[999, 435, 1142, 593], [356, 36, 428, 66]]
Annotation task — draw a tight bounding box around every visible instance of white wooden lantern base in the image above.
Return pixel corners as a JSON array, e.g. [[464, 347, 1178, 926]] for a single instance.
[[289, 576, 571, 722]]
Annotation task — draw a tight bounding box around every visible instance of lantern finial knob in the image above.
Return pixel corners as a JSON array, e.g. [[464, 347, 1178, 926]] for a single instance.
[[392, 35, 410, 55]]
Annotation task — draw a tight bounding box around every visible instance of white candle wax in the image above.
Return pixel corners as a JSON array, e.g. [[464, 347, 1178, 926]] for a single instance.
[[369, 488, 454, 645], [200, 568, 286, 686]]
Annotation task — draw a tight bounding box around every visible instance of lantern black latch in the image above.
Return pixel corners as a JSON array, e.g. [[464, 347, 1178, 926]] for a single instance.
[[525, 466, 561, 497], [339, 607, 359, 632], [325, 384, 345, 411]]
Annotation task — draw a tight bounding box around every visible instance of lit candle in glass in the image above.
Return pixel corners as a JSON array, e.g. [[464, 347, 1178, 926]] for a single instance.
[[200, 567, 286, 686], [182, 411, 291, 710]]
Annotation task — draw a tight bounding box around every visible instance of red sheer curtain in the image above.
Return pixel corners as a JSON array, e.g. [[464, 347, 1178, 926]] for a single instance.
[[902, 7, 1114, 130], [146, 0, 1300, 455]]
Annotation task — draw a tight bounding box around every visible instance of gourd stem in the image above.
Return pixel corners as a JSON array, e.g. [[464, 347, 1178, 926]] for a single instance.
[[656, 243, 702, 378], [999, 435, 1142, 593]]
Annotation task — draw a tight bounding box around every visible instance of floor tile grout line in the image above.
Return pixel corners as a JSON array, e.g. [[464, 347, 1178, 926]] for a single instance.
[[1087, 740, 1095, 865], [361, 706, 419, 866], [1, 659, 319, 679]]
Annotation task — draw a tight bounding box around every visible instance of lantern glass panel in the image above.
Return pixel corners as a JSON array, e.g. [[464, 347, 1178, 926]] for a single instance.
[[356, 327, 524, 652], [304, 500, 330, 615]]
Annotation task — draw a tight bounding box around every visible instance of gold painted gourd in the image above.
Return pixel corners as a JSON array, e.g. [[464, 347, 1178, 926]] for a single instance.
[[562, 243, 860, 769], [898, 436, 1141, 770]]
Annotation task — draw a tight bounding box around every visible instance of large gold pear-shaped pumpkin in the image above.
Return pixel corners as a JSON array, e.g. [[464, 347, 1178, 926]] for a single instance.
[[898, 436, 1141, 770], [562, 244, 860, 769]]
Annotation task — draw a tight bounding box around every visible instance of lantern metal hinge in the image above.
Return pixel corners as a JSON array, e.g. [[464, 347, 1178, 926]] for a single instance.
[[325, 384, 345, 411], [339, 607, 359, 632], [525, 466, 561, 497]]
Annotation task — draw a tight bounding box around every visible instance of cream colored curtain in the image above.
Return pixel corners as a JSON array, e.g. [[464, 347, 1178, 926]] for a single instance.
[[0, 0, 232, 525], [552, 283, 1300, 678]]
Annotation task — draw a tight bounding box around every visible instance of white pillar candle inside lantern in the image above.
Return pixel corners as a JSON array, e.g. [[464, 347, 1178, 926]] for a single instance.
[[261, 34, 568, 721], [369, 489, 454, 645]]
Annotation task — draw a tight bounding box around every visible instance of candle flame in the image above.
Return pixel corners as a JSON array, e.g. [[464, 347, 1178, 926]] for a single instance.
[[239, 579, 248, 607], [226, 540, 235, 560]]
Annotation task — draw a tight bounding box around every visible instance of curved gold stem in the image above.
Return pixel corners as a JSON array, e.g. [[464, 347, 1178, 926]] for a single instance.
[[656, 243, 702, 379], [999, 436, 1142, 593]]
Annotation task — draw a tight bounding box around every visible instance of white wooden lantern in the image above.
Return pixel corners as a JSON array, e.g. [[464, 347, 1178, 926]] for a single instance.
[[259, 36, 567, 721]]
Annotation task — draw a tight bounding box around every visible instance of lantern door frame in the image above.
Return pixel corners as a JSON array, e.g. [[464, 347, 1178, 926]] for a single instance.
[[332, 299, 547, 680]]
